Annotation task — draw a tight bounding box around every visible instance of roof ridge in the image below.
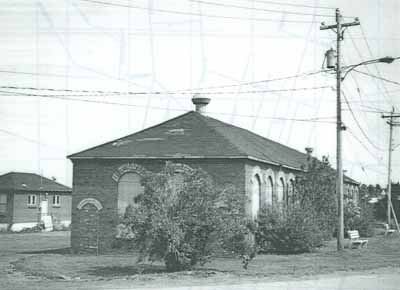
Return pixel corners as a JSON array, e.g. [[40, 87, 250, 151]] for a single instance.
[[196, 114, 248, 157], [203, 114, 307, 162], [68, 111, 193, 159]]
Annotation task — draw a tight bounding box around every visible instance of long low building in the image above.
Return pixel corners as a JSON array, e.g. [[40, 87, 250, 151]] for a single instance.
[[68, 96, 359, 253]]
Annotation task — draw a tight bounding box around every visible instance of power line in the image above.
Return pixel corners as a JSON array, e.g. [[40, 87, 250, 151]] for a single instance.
[[0, 89, 336, 124], [0, 84, 331, 96], [359, 25, 399, 110], [0, 68, 329, 94], [79, 0, 318, 23], [0, 128, 63, 151], [353, 69, 400, 87], [236, 0, 334, 10], [346, 128, 384, 163], [342, 90, 385, 152], [189, 0, 344, 18]]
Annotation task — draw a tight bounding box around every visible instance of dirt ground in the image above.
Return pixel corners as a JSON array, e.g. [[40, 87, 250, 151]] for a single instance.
[[1, 231, 400, 290]]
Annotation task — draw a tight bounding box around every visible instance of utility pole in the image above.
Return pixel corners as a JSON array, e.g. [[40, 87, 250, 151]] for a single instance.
[[320, 9, 360, 251], [382, 108, 400, 226]]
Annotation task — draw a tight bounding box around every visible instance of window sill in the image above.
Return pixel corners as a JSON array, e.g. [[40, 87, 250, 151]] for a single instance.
[[27, 205, 37, 208], [52, 205, 61, 208]]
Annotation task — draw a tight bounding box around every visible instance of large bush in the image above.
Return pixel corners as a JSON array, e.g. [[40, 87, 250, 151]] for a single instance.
[[294, 156, 337, 238], [120, 162, 254, 271], [256, 156, 336, 254], [256, 205, 325, 254]]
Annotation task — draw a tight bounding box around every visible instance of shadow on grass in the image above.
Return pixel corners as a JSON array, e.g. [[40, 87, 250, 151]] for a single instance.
[[85, 264, 166, 277], [19, 247, 72, 254]]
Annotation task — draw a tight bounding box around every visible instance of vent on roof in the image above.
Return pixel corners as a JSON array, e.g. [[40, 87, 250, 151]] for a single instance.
[[22, 183, 27, 187], [112, 140, 132, 147], [136, 137, 165, 142], [165, 129, 185, 135]]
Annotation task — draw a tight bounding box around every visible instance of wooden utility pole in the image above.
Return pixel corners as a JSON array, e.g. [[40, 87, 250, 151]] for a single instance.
[[382, 108, 400, 226], [320, 9, 359, 250]]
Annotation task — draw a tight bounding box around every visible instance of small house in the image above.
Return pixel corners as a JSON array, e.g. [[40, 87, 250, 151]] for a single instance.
[[0, 172, 72, 232]]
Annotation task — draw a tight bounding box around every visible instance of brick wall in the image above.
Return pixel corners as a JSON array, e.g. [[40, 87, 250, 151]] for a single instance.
[[244, 160, 300, 216], [12, 191, 71, 224], [12, 193, 40, 223], [0, 191, 12, 224], [70, 158, 246, 253], [48, 193, 72, 223]]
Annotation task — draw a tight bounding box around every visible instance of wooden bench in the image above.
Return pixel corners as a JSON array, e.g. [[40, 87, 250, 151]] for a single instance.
[[347, 230, 368, 249], [384, 223, 396, 236]]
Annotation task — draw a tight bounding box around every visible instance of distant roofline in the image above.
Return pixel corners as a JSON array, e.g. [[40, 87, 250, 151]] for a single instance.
[[0, 171, 72, 191]]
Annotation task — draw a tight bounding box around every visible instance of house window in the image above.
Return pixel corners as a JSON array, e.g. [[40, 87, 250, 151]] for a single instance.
[[118, 173, 144, 216], [265, 176, 273, 205], [28, 195, 37, 206], [52, 195, 61, 207], [0, 194, 7, 213], [251, 174, 261, 220]]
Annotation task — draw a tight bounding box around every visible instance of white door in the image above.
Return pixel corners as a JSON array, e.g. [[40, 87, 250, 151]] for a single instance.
[[40, 200, 48, 216]]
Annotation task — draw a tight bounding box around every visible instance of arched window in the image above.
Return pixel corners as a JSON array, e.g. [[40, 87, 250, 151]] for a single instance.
[[251, 174, 261, 220], [265, 176, 273, 205], [287, 179, 294, 205], [277, 177, 285, 203], [117, 173, 144, 216]]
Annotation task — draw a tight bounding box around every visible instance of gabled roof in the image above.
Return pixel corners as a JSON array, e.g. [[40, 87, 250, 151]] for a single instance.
[[0, 172, 71, 192], [343, 175, 360, 185], [68, 111, 309, 170]]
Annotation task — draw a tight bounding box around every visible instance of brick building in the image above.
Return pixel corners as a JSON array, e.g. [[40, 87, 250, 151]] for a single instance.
[[0, 172, 72, 232], [68, 96, 359, 253]]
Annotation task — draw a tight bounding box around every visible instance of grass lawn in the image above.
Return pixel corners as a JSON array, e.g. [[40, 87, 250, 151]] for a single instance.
[[9, 232, 400, 285]]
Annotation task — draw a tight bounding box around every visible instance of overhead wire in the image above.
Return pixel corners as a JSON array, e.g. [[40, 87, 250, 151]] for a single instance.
[[342, 90, 385, 152], [359, 24, 399, 110], [353, 69, 400, 87], [188, 0, 346, 18], [0, 89, 336, 124], [79, 0, 319, 23], [235, 0, 334, 10], [0, 68, 330, 95], [0, 84, 331, 96], [346, 128, 384, 163]]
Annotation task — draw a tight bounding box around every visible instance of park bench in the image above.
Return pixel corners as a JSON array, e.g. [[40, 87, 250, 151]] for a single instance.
[[384, 223, 396, 236], [347, 230, 368, 249]]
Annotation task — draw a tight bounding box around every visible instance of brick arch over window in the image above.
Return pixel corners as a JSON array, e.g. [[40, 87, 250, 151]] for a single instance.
[[112, 163, 148, 182], [77, 198, 103, 211]]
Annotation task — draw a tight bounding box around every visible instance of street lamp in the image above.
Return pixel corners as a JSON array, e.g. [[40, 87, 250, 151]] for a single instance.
[[341, 56, 396, 80], [324, 48, 397, 250]]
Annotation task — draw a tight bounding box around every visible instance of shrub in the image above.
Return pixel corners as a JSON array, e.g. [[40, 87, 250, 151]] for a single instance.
[[344, 198, 375, 237], [256, 205, 325, 254], [294, 156, 337, 239], [121, 162, 253, 271]]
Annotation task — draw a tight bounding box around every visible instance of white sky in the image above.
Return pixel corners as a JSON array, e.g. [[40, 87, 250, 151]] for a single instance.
[[0, 0, 399, 187]]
